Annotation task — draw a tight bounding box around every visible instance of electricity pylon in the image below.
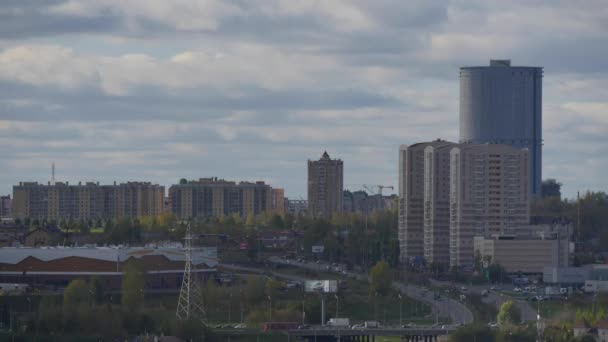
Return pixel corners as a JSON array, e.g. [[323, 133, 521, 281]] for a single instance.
[[176, 223, 206, 323]]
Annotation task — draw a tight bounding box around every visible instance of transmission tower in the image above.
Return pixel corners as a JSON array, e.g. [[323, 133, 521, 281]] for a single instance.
[[176, 223, 206, 323]]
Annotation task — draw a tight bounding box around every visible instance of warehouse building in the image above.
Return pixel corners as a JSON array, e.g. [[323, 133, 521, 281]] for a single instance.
[[0, 246, 217, 290]]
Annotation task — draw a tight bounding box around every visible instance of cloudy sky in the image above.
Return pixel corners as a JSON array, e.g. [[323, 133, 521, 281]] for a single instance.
[[0, 0, 607, 199]]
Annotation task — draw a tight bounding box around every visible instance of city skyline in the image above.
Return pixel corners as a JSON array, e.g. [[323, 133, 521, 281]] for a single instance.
[[0, 1, 607, 200]]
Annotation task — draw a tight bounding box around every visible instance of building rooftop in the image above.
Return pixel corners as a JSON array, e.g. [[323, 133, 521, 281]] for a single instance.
[[0, 246, 218, 267]]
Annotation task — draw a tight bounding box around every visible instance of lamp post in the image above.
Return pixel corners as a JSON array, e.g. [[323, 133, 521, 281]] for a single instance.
[[398, 293, 403, 327], [374, 291, 379, 321], [335, 294, 339, 318], [268, 295, 272, 321]]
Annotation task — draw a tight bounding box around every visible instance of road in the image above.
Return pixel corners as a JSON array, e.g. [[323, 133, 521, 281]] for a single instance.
[[260, 257, 474, 325], [429, 279, 537, 322]]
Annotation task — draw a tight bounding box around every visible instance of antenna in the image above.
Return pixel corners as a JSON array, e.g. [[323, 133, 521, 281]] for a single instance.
[[577, 191, 581, 243], [51, 162, 55, 185], [176, 222, 206, 323]]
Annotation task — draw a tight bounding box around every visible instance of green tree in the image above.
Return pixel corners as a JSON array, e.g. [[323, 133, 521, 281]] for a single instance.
[[245, 276, 266, 306], [122, 262, 145, 311], [269, 214, 285, 229], [497, 301, 521, 325], [174, 318, 208, 342], [370, 260, 393, 296], [488, 263, 507, 283], [543, 324, 574, 342], [496, 326, 535, 342], [63, 279, 90, 310], [265, 278, 283, 299], [449, 324, 495, 342], [89, 276, 104, 305], [179, 178, 188, 184]]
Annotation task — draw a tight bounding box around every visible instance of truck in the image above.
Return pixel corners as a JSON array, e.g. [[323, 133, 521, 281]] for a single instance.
[[364, 321, 380, 329], [328, 318, 350, 327]]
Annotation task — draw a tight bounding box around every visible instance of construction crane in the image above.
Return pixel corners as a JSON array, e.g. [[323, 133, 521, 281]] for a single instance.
[[363, 184, 394, 196]]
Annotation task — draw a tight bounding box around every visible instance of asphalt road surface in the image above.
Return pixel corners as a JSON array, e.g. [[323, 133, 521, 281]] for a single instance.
[[261, 257, 474, 325], [429, 279, 537, 322]]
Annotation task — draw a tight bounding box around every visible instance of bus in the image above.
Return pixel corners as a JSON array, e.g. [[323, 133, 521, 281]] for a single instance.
[[263, 322, 298, 331]]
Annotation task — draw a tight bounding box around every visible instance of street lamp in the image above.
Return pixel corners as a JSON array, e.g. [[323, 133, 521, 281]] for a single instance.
[[267, 295, 272, 321], [335, 294, 339, 318], [398, 293, 403, 327]]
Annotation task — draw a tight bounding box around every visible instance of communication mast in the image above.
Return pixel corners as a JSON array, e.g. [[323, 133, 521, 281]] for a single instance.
[[176, 223, 206, 323]]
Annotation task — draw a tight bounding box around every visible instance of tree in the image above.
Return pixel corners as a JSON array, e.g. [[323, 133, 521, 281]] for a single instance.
[[541, 179, 562, 199], [497, 301, 521, 325], [63, 279, 90, 311], [488, 263, 507, 283], [269, 214, 285, 229], [496, 326, 535, 342], [179, 178, 188, 185], [543, 324, 574, 342], [245, 276, 266, 306], [122, 262, 145, 311], [245, 212, 255, 226], [449, 324, 495, 342], [369, 260, 392, 296], [89, 276, 104, 305]]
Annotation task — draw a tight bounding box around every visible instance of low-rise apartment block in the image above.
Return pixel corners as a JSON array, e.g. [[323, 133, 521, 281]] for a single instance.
[[169, 177, 276, 219], [12, 181, 164, 220]]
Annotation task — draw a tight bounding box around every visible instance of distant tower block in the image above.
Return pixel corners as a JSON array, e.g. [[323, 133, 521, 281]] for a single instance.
[[51, 162, 55, 185], [176, 223, 206, 323], [459, 59, 543, 197]]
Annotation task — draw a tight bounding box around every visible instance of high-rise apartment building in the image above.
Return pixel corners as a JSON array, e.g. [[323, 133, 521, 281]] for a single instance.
[[449, 144, 530, 268], [0, 195, 11, 218], [308, 152, 343, 219], [460, 59, 543, 197], [271, 188, 285, 215], [12, 181, 164, 220], [423, 141, 457, 266], [398, 140, 456, 265], [169, 178, 274, 219]]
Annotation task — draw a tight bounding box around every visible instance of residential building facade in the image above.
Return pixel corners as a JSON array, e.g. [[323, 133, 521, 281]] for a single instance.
[[308, 151, 343, 219], [398, 140, 456, 265], [271, 188, 285, 215], [474, 236, 568, 273], [450, 144, 530, 268], [12, 181, 164, 220], [423, 141, 457, 266], [169, 177, 274, 219], [0, 195, 11, 218], [460, 59, 543, 197]]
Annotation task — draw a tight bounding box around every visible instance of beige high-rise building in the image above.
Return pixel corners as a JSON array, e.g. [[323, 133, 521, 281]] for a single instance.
[[271, 188, 285, 215], [423, 141, 457, 266], [308, 152, 343, 219], [399, 140, 456, 265], [169, 178, 274, 219], [449, 144, 530, 268], [12, 181, 164, 220]]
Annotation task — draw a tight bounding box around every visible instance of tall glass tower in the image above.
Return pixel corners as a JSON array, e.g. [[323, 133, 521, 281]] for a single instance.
[[459, 60, 543, 197]]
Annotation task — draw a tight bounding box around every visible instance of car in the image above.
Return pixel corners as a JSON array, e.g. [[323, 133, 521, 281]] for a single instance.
[[297, 324, 310, 330], [460, 286, 468, 292], [351, 324, 364, 330], [233, 324, 246, 329], [488, 322, 500, 328], [490, 286, 502, 291], [514, 287, 522, 292]]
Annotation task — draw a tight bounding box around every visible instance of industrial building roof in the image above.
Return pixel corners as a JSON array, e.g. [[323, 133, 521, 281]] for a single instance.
[[0, 246, 217, 267]]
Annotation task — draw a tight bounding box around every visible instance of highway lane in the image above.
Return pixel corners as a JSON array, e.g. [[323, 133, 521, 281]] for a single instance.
[[429, 279, 537, 322], [263, 257, 474, 325]]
